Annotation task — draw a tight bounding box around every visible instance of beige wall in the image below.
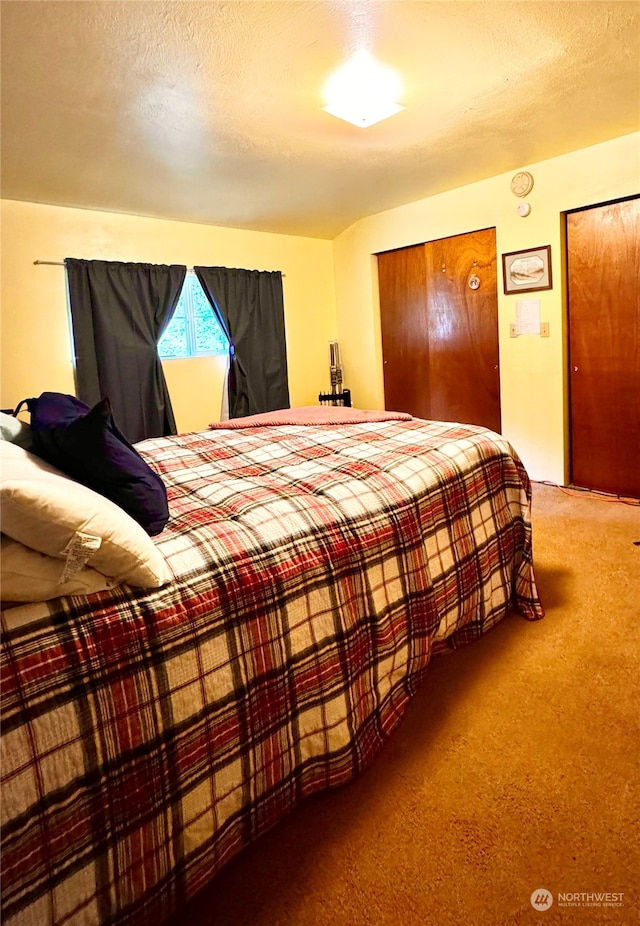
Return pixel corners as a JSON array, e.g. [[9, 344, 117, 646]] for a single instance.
[[0, 201, 336, 431], [332, 133, 640, 484]]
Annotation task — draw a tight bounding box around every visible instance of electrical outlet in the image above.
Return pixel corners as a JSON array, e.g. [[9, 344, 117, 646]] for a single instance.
[[540, 322, 550, 337]]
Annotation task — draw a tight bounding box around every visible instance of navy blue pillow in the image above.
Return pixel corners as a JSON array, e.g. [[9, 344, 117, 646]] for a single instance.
[[27, 393, 169, 536], [26, 391, 91, 430]]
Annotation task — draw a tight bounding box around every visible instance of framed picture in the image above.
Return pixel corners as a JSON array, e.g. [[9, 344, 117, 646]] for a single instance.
[[502, 245, 552, 295]]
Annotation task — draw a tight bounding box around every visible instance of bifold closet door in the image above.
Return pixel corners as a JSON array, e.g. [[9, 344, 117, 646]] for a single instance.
[[567, 196, 640, 497], [378, 244, 431, 420], [424, 227, 500, 432], [378, 228, 500, 431]]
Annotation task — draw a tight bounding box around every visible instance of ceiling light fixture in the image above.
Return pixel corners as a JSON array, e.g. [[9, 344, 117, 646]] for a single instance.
[[322, 50, 405, 128]]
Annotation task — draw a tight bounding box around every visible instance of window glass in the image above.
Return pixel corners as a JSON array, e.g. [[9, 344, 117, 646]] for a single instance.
[[159, 276, 228, 359], [192, 284, 227, 353], [159, 298, 188, 359]]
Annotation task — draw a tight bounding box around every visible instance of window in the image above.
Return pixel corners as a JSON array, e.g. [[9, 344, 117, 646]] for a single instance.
[[158, 275, 228, 359]]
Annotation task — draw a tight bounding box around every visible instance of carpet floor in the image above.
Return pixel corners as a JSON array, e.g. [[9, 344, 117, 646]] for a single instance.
[[166, 482, 639, 926]]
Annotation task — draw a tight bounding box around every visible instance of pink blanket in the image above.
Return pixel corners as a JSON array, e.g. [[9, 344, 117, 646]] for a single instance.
[[209, 406, 412, 429]]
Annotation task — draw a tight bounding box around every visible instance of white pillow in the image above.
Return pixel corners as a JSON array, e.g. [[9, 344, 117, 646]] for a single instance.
[[1, 534, 116, 602], [0, 411, 32, 450], [0, 442, 171, 588]]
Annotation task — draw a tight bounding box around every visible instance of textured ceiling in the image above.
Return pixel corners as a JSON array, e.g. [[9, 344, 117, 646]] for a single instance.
[[2, 1, 639, 238]]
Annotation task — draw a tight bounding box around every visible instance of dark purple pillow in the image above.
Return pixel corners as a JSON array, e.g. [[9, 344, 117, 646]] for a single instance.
[[27, 393, 169, 536], [27, 391, 91, 430]]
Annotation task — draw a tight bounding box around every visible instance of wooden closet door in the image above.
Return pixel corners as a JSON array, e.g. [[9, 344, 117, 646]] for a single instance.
[[567, 197, 640, 497], [378, 244, 431, 419], [424, 228, 500, 432], [378, 229, 500, 431]]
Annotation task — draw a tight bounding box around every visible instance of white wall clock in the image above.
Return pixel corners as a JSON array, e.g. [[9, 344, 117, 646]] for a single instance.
[[511, 171, 534, 197]]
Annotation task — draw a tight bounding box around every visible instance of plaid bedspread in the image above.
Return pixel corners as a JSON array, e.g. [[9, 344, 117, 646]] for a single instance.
[[1, 418, 543, 926]]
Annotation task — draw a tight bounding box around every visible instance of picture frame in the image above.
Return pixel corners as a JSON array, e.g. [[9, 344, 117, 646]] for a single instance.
[[502, 245, 552, 295]]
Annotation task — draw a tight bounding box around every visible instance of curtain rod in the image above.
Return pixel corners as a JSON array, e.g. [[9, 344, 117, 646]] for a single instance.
[[34, 260, 201, 272], [33, 261, 285, 275]]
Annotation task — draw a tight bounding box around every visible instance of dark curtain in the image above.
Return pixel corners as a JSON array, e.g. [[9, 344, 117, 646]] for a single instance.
[[194, 266, 290, 418], [66, 259, 186, 443]]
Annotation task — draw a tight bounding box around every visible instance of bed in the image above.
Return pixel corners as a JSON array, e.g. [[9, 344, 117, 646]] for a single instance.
[[1, 407, 543, 926]]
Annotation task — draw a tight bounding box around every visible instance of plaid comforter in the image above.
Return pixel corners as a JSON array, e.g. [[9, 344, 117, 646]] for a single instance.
[[1, 418, 543, 926]]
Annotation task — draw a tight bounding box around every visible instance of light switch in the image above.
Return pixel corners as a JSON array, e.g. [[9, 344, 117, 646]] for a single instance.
[[540, 322, 550, 337]]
